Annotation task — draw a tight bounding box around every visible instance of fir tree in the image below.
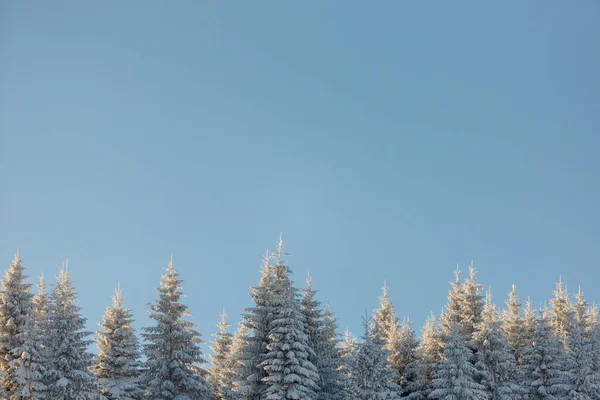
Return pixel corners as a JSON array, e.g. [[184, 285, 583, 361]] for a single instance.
[[10, 310, 47, 399], [233, 251, 276, 400], [94, 286, 143, 400], [404, 315, 443, 400], [260, 241, 320, 400], [339, 330, 358, 394], [142, 257, 209, 400], [428, 327, 488, 400], [33, 273, 49, 324], [461, 265, 485, 345], [373, 282, 400, 349], [547, 278, 575, 349], [208, 312, 235, 400], [228, 323, 250, 400], [520, 311, 568, 400], [301, 276, 346, 400], [472, 292, 520, 400], [351, 319, 400, 400], [503, 285, 525, 365], [0, 251, 35, 396], [394, 318, 418, 394], [439, 267, 464, 340], [43, 264, 101, 400]]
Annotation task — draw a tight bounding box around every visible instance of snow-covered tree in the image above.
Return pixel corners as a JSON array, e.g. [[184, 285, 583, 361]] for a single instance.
[[228, 323, 250, 400], [373, 282, 400, 349], [520, 310, 569, 400], [0, 251, 35, 396], [547, 278, 575, 349], [439, 267, 464, 339], [428, 327, 488, 400], [461, 266, 485, 345], [93, 286, 143, 400], [260, 242, 320, 400], [33, 273, 49, 325], [301, 276, 346, 400], [233, 251, 276, 400], [142, 257, 209, 400], [43, 265, 101, 400], [351, 319, 400, 400], [394, 318, 418, 394], [208, 312, 235, 400], [472, 291, 520, 400], [339, 330, 358, 394], [566, 318, 599, 399], [404, 315, 443, 400], [10, 310, 47, 399], [503, 285, 525, 365]]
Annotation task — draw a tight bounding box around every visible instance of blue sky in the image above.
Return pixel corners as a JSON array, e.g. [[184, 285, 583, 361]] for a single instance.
[[1, 1, 599, 346]]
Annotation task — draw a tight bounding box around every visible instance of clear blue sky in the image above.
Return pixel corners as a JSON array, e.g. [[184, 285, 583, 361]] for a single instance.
[[1, 1, 599, 347]]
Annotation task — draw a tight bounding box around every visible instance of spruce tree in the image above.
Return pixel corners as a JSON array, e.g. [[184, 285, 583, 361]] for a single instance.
[[94, 286, 143, 400], [228, 323, 250, 400], [373, 282, 400, 349], [33, 274, 49, 325], [10, 310, 46, 399], [351, 320, 400, 400], [547, 278, 575, 349], [142, 257, 209, 400], [395, 318, 418, 394], [339, 330, 358, 395], [404, 315, 443, 400], [208, 312, 235, 400], [520, 311, 568, 400], [260, 242, 319, 400], [301, 276, 346, 400], [0, 251, 35, 396], [439, 267, 464, 340], [43, 265, 101, 400], [461, 265, 485, 344], [428, 327, 488, 400], [472, 292, 520, 400], [502, 285, 525, 365], [233, 251, 276, 400]]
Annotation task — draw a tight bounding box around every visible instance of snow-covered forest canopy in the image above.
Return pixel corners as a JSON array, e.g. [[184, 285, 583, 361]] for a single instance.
[[1, 239, 599, 400]]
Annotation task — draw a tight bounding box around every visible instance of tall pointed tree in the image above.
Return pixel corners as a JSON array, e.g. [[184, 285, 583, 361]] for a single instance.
[[439, 267, 464, 339], [339, 330, 358, 395], [260, 239, 320, 400], [233, 251, 276, 400], [547, 278, 575, 349], [373, 282, 400, 347], [404, 315, 443, 400], [472, 291, 520, 400], [502, 285, 525, 365], [208, 312, 235, 400], [43, 264, 101, 400], [94, 286, 143, 400], [228, 323, 250, 400], [301, 276, 346, 400], [461, 265, 485, 344], [351, 319, 400, 400], [142, 257, 209, 400], [394, 318, 418, 393], [0, 251, 35, 396]]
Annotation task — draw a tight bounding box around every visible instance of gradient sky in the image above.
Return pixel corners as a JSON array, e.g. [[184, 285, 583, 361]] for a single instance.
[[1, 1, 599, 351]]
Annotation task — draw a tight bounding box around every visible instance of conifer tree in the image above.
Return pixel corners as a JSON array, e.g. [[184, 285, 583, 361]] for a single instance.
[[351, 319, 400, 400], [428, 327, 488, 400], [472, 292, 520, 400], [503, 285, 525, 365], [547, 278, 575, 349], [33, 274, 48, 325], [43, 265, 101, 400], [373, 282, 400, 348], [461, 265, 485, 344], [94, 286, 143, 400], [439, 267, 464, 339], [260, 241, 319, 400], [228, 323, 249, 400], [233, 251, 276, 400], [301, 276, 346, 400], [142, 257, 209, 400], [208, 312, 235, 400], [0, 251, 35, 396], [566, 318, 599, 399], [404, 315, 443, 400], [394, 318, 418, 393], [339, 330, 358, 394], [520, 311, 568, 400]]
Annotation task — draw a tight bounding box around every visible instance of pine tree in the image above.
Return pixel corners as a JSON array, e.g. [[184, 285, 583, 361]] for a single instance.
[[233, 251, 276, 400], [394, 318, 418, 393], [208, 312, 235, 400], [472, 291, 520, 400], [439, 267, 464, 339], [428, 327, 488, 400], [301, 276, 346, 400], [33, 274, 49, 324], [260, 241, 320, 400], [228, 323, 250, 400], [10, 309, 47, 399], [339, 330, 358, 394], [0, 251, 35, 396], [547, 278, 575, 349], [142, 257, 209, 400], [43, 265, 101, 400], [520, 310, 568, 400], [373, 282, 400, 349], [503, 285, 525, 365], [351, 319, 400, 400], [404, 315, 443, 400], [461, 265, 485, 344], [584, 304, 600, 398], [94, 286, 143, 400]]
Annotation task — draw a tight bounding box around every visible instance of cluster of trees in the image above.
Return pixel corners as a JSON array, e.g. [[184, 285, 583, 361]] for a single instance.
[[0, 239, 599, 400]]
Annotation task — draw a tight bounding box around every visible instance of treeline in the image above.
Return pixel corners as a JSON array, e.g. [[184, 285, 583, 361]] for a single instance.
[[0, 239, 599, 400]]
